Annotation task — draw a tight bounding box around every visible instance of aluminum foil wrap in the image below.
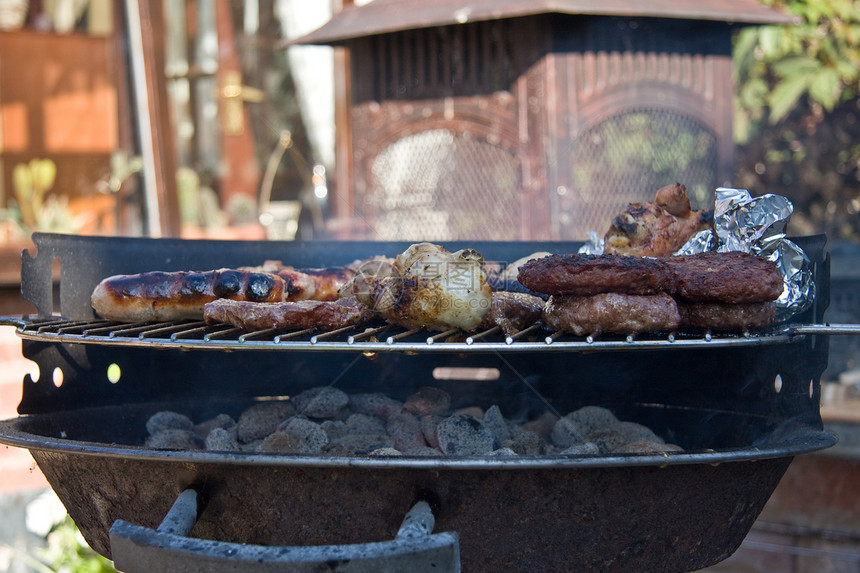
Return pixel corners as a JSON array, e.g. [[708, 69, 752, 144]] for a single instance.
[[680, 187, 814, 321], [579, 187, 815, 321]]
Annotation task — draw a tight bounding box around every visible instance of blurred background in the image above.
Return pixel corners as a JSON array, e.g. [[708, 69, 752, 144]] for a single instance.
[[0, 0, 858, 571]]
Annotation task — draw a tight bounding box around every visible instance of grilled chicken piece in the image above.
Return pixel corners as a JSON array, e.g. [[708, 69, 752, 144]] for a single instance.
[[349, 242, 492, 332], [603, 183, 713, 257]]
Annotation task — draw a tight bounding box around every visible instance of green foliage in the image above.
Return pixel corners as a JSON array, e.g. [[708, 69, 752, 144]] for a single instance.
[[37, 516, 117, 573], [734, 0, 860, 135], [733, 0, 860, 241]]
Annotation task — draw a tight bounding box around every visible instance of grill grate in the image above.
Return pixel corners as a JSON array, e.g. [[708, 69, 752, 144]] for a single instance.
[[11, 316, 798, 354]]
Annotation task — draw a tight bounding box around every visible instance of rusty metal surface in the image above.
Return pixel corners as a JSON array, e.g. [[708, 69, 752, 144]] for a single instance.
[[291, 0, 794, 46], [25, 445, 794, 572]]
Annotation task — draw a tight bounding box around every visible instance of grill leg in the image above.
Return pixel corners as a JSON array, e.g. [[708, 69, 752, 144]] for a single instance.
[[109, 488, 461, 572]]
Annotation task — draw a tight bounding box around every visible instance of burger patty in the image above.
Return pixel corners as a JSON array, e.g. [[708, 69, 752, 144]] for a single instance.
[[677, 301, 777, 330], [542, 293, 681, 336], [662, 251, 783, 303], [518, 251, 783, 304], [516, 254, 669, 296]]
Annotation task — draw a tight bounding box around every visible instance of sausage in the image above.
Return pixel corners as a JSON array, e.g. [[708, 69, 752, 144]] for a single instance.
[[91, 269, 288, 322]]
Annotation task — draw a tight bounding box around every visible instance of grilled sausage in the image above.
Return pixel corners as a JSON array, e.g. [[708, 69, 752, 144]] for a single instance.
[[91, 269, 288, 322]]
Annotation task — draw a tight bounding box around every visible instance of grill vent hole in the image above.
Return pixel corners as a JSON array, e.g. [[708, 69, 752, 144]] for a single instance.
[[52, 367, 64, 388], [773, 374, 783, 394], [107, 363, 121, 384], [27, 363, 39, 384]]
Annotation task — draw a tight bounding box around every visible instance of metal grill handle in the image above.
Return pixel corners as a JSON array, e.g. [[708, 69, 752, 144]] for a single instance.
[[109, 489, 460, 572]]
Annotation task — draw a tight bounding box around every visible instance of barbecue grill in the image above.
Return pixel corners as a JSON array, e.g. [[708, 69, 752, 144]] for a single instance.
[[0, 231, 855, 572]]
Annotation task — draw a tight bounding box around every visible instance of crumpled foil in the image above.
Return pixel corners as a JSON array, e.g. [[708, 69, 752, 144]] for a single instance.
[[579, 187, 815, 321], [579, 231, 604, 255]]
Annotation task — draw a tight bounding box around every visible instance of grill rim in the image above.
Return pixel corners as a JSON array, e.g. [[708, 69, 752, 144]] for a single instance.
[[0, 415, 838, 470]]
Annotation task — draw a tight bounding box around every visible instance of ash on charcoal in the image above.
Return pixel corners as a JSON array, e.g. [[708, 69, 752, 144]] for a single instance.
[[483, 405, 512, 446], [589, 421, 663, 454], [420, 414, 443, 449], [240, 439, 264, 452], [386, 411, 427, 450], [489, 447, 517, 456], [324, 432, 394, 455], [349, 393, 403, 419], [453, 406, 484, 418], [550, 416, 588, 449], [437, 414, 495, 456], [403, 386, 451, 417], [258, 420, 328, 454], [237, 401, 296, 443], [140, 385, 683, 459], [613, 440, 684, 455], [561, 442, 600, 456], [205, 427, 240, 451], [503, 428, 547, 455], [320, 420, 347, 440], [567, 406, 619, 433], [401, 446, 444, 457], [292, 387, 350, 419], [146, 429, 203, 450], [521, 411, 558, 441], [146, 411, 193, 435], [195, 413, 236, 437], [345, 413, 387, 435], [369, 447, 402, 456]]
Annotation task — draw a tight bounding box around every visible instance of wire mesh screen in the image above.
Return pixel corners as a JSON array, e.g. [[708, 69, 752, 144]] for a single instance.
[[557, 109, 719, 240], [363, 129, 521, 241]]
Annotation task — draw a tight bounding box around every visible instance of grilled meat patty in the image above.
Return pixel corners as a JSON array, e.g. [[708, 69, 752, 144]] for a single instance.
[[662, 251, 783, 303], [523, 250, 783, 334], [677, 301, 777, 330], [518, 251, 783, 303], [516, 254, 669, 296], [203, 297, 373, 331], [542, 293, 681, 336]]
